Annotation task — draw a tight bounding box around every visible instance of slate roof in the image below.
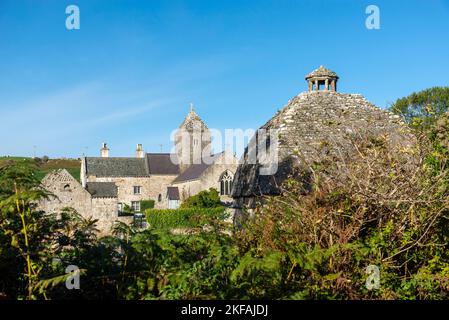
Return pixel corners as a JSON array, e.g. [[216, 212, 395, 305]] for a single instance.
[[86, 182, 118, 198], [166, 186, 180, 200], [172, 152, 227, 183], [172, 162, 211, 183], [146, 153, 179, 175], [85, 157, 148, 177], [85, 154, 180, 177]]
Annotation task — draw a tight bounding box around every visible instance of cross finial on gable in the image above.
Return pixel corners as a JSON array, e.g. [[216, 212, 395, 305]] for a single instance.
[[189, 103, 194, 112]]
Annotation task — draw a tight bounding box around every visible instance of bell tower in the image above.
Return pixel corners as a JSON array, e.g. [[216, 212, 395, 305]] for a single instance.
[[175, 104, 211, 172]]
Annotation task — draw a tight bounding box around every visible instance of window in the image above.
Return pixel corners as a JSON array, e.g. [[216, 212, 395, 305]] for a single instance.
[[133, 213, 147, 229], [133, 186, 142, 195], [131, 201, 141, 212], [158, 194, 162, 202], [117, 203, 124, 214], [168, 200, 180, 209], [219, 171, 234, 196]]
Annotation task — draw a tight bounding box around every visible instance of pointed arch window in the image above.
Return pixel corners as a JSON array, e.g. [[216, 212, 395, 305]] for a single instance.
[[220, 171, 233, 196]]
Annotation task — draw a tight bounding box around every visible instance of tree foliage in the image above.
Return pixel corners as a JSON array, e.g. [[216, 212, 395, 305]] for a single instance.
[[390, 86, 449, 131], [180, 188, 222, 209]]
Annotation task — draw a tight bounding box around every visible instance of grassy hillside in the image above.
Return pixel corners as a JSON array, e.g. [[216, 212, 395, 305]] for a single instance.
[[0, 156, 81, 182]]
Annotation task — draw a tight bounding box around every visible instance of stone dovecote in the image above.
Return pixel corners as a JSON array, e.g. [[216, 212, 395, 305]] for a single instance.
[[231, 66, 416, 211]]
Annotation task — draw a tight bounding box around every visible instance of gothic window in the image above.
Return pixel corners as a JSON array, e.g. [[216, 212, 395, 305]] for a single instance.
[[219, 171, 233, 196]]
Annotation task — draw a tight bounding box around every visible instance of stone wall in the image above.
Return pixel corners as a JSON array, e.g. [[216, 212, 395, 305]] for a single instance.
[[173, 180, 201, 201], [39, 169, 92, 218], [173, 152, 238, 203], [39, 170, 132, 236], [232, 91, 417, 207], [148, 175, 179, 208], [86, 174, 178, 209], [90, 197, 119, 236], [87, 176, 152, 207]]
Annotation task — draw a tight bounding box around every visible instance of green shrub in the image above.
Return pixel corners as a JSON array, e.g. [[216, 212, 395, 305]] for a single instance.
[[146, 207, 226, 229], [234, 133, 449, 299], [140, 199, 155, 211], [181, 188, 221, 208], [118, 204, 134, 217]]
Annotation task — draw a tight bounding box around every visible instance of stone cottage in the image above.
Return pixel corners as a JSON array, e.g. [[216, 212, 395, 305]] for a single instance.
[[231, 66, 416, 216], [39, 108, 238, 235]]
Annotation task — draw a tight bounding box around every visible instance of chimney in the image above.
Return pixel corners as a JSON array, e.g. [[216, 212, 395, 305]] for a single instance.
[[136, 143, 144, 158], [100, 143, 109, 158]]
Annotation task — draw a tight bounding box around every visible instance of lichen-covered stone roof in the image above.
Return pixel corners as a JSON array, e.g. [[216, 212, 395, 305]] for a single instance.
[[232, 91, 415, 200], [305, 65, 338, 80]]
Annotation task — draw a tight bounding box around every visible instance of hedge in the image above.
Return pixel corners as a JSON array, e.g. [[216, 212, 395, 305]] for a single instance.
[[146, 207, 226, 229], [140, 199, 155, 211]]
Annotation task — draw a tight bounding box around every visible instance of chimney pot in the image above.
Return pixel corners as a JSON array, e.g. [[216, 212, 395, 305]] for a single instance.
[[136, 144, 144, 158], [100, 143, 109, 158]]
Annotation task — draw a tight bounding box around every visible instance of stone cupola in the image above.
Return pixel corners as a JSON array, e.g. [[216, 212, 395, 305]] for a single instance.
[[305, 65, 339, 92]]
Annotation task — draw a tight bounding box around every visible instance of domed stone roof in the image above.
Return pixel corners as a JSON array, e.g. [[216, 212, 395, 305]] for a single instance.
[[305, 65, 338, 80], [231, 69, 416, 209]]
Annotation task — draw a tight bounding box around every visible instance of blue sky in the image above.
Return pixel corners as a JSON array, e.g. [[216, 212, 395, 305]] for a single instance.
[[0, 0, 448, 158]]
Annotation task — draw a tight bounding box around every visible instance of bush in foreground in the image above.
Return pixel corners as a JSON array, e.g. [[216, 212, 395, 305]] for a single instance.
[[146, 207, 226, 230]]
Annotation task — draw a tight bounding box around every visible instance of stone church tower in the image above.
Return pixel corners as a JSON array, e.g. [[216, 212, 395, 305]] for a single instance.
[[175, 105, 211, 173]]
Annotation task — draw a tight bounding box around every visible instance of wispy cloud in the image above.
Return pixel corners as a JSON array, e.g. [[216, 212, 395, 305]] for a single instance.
[[72, 97, 178, 129], [0, 48, 242, 157], [0, 80, 181, 156]]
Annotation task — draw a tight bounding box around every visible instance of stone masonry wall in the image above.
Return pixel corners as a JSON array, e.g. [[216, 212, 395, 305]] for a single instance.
[[86, 175, 177, 209], [39, 169, 92, 218], [148, 175, 179, 208], [173, 152, 238, 203], [39, 170, 131, 236], [91, 197, 119, 236], [87, 176, 152, 208]]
